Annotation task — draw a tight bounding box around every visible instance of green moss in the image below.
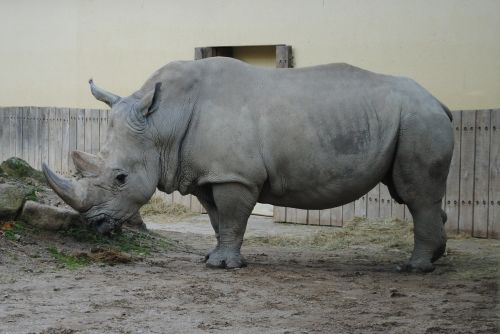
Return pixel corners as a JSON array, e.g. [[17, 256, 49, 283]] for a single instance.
[[0, 157, 46, 184], [47, 246, 90, 269]]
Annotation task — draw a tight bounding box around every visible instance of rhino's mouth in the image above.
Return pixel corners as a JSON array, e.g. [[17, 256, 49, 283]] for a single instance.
[[85, 213, 122, 235]]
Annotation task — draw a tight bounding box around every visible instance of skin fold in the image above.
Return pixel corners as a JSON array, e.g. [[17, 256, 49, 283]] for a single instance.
[[43, 57, 454, 272]]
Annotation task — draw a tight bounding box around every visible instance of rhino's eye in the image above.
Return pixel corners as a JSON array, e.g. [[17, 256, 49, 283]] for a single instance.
[[115, 173, 128, 184]]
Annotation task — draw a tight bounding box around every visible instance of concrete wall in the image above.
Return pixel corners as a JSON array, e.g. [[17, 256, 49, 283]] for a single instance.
[[0, 0, 499, 109]]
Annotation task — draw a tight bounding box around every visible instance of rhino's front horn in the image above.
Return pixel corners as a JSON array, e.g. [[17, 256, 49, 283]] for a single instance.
[[42, 163, 89, 212], [72, 150, 103, 176], [89, 78, 121, 107]]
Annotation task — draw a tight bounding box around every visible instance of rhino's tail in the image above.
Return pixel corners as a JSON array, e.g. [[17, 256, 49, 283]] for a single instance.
[[439, 101, 453, 122]]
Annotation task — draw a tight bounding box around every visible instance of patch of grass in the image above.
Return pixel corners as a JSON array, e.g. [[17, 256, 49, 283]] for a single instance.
[[2, 222, 25, 241], [47, 246, 90, 269], [247, 218, 414, 252], [140, 194, 195, 218], [59, 225, 175, 256]]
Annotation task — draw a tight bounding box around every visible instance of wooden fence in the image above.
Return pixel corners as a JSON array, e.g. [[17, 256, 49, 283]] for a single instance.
[[0, 107, 498, 238]]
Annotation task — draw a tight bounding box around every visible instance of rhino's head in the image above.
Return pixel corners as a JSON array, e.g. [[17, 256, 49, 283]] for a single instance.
[[43, 80, 162, 234]]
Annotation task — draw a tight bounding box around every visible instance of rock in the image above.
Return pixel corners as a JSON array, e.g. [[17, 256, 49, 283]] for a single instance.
[[0, 182, 32, 220], [20, 201, 85, 231], [0, 157, 46, 184]]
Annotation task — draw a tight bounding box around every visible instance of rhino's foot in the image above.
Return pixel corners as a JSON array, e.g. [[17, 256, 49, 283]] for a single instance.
[[205, 247, 246, 269], [396, 261, 435, 273]]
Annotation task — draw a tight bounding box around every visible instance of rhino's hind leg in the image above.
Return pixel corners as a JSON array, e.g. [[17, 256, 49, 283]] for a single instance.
[[204, 183, 257, 269], [391, 109, 453, 273]]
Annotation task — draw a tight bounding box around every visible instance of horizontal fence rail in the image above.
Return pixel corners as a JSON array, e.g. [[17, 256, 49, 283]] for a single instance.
[[0, 107, 498, 238]]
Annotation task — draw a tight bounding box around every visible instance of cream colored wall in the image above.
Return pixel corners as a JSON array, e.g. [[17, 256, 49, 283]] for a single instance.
[[0, 0, 499, 110]]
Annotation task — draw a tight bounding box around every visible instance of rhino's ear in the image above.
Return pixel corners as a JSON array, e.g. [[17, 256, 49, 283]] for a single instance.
[[137, 82, 162, 118]]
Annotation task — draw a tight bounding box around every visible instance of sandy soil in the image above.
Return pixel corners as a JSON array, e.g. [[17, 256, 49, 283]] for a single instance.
[[0, 214, 498, 334]]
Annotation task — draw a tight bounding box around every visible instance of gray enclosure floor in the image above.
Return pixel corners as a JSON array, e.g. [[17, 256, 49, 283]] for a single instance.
[[145, 214, 334, 237]]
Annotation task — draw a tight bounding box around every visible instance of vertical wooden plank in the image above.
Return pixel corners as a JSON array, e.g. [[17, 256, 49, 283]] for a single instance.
[[22, 107, 30, 162], [77, 109, 86, 154], [68, 109, 78, 173], [296, 209, 308, 224], [33, 107, 42, 170], [307, 210, 320, 225], [391, 200, 405, 221], [459, 111, 476, 235], [319, 209, 331, 226], [379, 184, 392, 219], [366, 184, 380, 219], [99, 109, 108, 150], [342, 202, 355, 224], [273, 206, 287, 223], [330, 206, 342, 227], [56, 108, 63, 173], [40, 108, 49, 168], [488, 110, 500, 239], [61, 108, 70, 174], [84, 108, 93, 154], [286, 208, 299, 224], [91, 109, 100, 155], [354, 195, 367, 218], [472, 110, 490, 237], [9, 107, 17, 158], [0, 108, 7, 161], [190, 195, 202, 213], [15, 107, 23, 158], [445, 111, 462, 233], [48, 107, 57, 170]]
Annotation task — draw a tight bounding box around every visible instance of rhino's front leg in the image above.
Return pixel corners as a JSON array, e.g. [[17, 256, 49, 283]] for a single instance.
[[205, 183, 257, 269]]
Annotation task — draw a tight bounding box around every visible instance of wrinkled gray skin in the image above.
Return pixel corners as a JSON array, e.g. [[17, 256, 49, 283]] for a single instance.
[[43, 57, 454, 272]]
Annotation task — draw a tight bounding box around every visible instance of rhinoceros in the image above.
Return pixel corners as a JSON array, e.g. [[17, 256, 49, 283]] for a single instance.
[[43, 57, 453, 272]]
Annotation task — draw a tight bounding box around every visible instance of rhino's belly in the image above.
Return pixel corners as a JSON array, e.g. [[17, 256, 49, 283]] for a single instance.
[[258, 147, 394, 210]]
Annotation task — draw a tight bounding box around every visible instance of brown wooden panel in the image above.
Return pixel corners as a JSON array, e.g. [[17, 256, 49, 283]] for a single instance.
[[472, 110, 490, 237], [445, 111, 462, 233], [391, 200, 405, 221], [285, 208, 298, 224], [366, 184, 380, 219], [15, 107, 23, 158], [319, 209, 331, 226], [8, 108, 16, 158], [48, 107, 57, 170], [342, 202, 355, 224], [76, 109, 86, 154], [84, 109, 93, 154], [459, 111, 476, 235], [99, 109, 108, 150], [61, 108, 70, 174], [21, 107, 29, 162], [273, 206, 286, 222], [0, 108, 8, 161], [354, 195, 367, 218], [39, 108, 49, 168], [330, 206, 342, 227], [91, 109, 100, 155], [191, 195, 203, 213], [68, 109, 78, 173], [488, 110, 500, 238], [296, 209, 308, 224], [379, 183, 392, 219], [307, 210, 320, 225]]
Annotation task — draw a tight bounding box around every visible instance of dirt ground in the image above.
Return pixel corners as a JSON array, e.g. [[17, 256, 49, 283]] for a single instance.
[[0, 212, 498, 334]]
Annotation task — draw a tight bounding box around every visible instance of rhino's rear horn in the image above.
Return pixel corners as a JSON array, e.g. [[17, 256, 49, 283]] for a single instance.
[[71, 150, 104, 176], [89, 78, 121, 107]]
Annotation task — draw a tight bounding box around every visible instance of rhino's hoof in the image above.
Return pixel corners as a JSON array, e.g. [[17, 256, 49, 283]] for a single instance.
[[205, 249, 247, 269], [396, 262, 435, 273]]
